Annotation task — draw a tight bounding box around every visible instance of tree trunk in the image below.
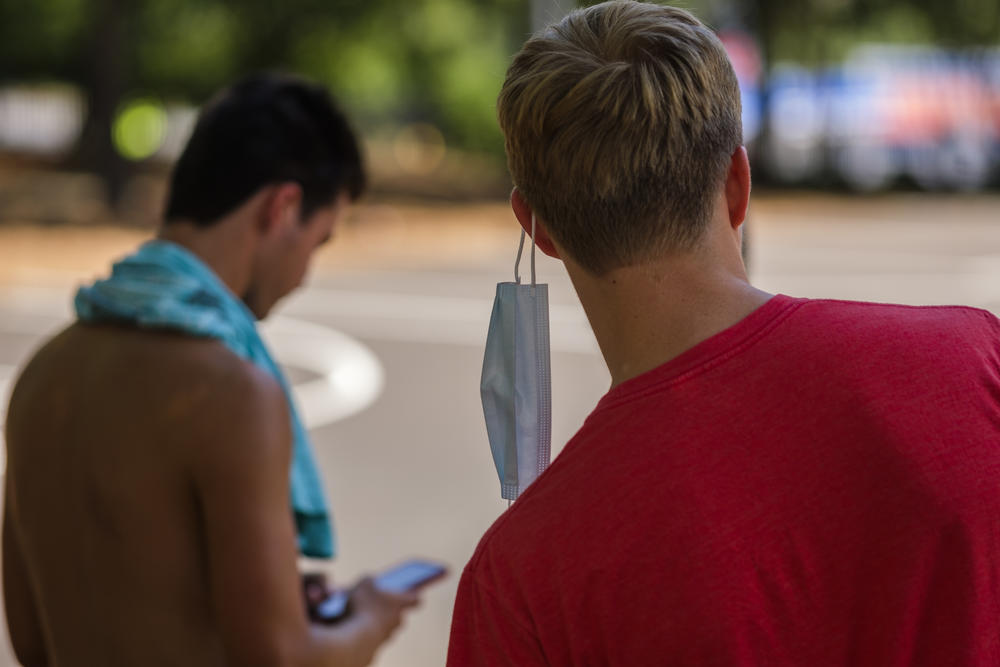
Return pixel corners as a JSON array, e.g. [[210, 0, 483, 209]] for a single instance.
[[71, 0, 129, 209]]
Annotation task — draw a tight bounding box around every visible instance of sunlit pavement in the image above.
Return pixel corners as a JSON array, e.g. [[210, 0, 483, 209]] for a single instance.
[[1, 194, 1000, 666]]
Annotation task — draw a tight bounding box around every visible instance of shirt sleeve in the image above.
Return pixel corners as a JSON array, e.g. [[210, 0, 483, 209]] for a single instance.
[[447, 562, 548, 667]]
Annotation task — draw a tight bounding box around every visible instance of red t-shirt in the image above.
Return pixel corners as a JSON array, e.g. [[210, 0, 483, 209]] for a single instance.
[[448, 295, 1000, 666]]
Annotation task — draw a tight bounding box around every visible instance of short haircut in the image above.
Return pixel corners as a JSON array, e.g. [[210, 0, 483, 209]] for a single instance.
[[165, 72, 365, 226], [498, 1, 742, 274]]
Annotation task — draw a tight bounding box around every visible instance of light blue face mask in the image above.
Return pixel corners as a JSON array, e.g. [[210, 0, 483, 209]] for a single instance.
[[480, 215, 552, 501]]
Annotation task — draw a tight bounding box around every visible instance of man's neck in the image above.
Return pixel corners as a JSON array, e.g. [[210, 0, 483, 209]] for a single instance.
[[157, 218, 255, 299], [566, 246, 772, 389]]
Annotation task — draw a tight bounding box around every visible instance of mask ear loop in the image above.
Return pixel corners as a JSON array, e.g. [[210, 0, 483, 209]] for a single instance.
[[514, 229, 526, 285], [529, 214, 537, 291], [514, 213, 538, 288]]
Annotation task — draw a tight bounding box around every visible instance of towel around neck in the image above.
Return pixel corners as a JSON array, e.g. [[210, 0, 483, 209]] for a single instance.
[[74, 239, 335, 558]]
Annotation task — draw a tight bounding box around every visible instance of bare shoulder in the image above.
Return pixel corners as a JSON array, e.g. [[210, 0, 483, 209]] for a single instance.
[[172, 334, 293, 464], [7, 323, 291, 466], [123, 327, 295, 471]]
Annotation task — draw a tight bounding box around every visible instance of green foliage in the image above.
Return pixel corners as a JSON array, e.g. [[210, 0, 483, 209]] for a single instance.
[[0, 0, 87, 80], [394, 0, 511, 152], [287, 0, 515, 153], [134, 3, 240, 97], [0, 0, 524, 155], [742, 0, 1000, 66], [812, 5, 936, 63], [291, 16, 410, 116], [2, 0, 998, 157]]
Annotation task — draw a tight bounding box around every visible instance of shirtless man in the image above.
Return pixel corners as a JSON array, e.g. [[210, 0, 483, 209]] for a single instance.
[[4, 74, 417, 666]]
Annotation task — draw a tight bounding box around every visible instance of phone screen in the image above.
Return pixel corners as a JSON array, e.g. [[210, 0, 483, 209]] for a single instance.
[[315, 590, 349, 621], [313, 559, 447, 623], [375, 559, 447, 593]]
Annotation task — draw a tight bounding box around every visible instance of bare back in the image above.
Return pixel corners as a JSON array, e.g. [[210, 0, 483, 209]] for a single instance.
[[4, 323, 254, 666]]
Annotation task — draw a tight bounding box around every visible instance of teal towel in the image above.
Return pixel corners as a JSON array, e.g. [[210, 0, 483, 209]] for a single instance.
[[75, 239, 335, 558]]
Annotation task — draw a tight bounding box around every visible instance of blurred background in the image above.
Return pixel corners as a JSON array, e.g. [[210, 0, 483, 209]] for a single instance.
[[1, 0, 999, 208], [0, 0, 999, 665]]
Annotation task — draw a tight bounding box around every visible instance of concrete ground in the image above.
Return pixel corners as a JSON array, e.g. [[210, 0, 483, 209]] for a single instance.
[[1, 192, 999, 665]]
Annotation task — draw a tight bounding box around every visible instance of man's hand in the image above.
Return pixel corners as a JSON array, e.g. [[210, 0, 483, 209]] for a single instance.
[[351, 577, 420, 639], [302, 572, 333, 622], [324, 577, 420, 665]]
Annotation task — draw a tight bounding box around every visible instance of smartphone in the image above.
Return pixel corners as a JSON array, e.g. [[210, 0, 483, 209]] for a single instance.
[[374, 559, 448, 594], [314, 558, 448, 623]]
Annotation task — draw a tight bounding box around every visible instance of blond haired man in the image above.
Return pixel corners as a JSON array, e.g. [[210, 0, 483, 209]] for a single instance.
[[448, 2, 1000, 665]]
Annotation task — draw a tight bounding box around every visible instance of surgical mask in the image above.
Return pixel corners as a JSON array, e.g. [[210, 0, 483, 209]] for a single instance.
[[480, 215, 552, 501]]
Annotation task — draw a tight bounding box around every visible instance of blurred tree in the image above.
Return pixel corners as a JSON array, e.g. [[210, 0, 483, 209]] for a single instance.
[[0, 0, 88, 81], [0, 0, 534, 205], [286, 0, 528, 153], [71, 0, 132, 204], [2, 0, 997, 206], [740, 0, 1000, 66], [133, 1, 241, 99]]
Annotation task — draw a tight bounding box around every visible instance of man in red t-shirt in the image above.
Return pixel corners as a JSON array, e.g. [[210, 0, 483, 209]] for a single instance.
[[448, 2, 1000, 665]]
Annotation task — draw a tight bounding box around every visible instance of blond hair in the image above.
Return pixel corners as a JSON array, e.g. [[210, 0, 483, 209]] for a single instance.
[[498, 1, 742, 274]]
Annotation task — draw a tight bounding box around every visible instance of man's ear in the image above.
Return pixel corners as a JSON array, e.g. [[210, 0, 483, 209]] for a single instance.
[[261, 182, 304, 235], [510, 188, 560, 259], [725, 146, 751, 229]]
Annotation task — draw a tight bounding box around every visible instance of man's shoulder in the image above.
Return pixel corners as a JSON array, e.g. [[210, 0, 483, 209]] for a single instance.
[[798, 297, 998, 328], [8, 322, 287, 451], [20, 321, 272, 390], [785, 297, 1000, 350], [464, 450, 591, 577], [101, 325, 292, 453]]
